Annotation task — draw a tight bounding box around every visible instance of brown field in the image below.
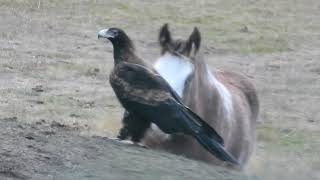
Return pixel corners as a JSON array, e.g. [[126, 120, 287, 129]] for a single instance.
[[0, 0, 319, 179]]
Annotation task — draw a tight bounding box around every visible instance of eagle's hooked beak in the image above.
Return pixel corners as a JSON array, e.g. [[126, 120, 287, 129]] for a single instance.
[[98, 29, 112, 39]]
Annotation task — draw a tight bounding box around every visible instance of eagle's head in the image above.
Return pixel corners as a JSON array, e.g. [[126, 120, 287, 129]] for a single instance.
[[98, 28, 134, 50]]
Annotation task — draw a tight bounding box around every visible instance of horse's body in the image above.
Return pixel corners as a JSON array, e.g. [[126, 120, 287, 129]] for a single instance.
[[143, 24, 259, 168]]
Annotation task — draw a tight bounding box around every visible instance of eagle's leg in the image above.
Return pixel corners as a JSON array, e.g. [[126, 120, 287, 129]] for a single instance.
[[117, 111, 131, 140], [117, 126, 130, 140], [117, 111, 151, 143]]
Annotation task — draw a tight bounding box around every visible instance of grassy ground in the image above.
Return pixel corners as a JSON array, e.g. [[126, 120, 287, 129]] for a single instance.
[[0, 0, 319, 179]]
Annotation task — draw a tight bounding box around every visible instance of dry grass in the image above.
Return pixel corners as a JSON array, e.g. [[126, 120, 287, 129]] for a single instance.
[[0, 0, 319, 179]]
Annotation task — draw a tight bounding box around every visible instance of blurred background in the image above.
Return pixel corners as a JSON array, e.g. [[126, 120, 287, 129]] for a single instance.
[[0, 0, 319, 179]]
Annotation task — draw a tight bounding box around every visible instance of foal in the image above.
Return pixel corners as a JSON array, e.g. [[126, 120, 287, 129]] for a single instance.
[[143, 24, 259, 168]]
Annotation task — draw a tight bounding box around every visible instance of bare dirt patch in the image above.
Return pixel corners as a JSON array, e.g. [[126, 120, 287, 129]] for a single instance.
[[0, 118, 256, 180]]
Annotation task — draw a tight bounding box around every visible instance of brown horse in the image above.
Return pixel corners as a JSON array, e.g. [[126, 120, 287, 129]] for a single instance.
[[143, 24, 259, 169]]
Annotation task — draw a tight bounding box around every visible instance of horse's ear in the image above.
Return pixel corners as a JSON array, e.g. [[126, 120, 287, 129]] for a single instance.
[[159, 23, 172, 48], [189, 27, 201, 54], [185, 27, 201, 57], [190, 27, 201, 52]]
